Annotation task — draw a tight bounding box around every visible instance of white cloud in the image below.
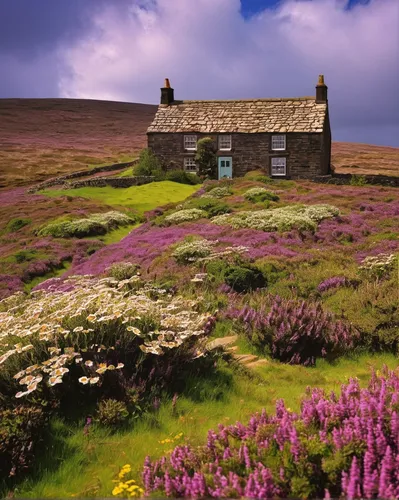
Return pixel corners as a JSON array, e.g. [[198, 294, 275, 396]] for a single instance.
[[58, 0, 399, 145]]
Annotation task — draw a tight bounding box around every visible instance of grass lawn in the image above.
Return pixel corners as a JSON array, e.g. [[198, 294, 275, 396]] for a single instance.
[[15, 352, 397, 499], [40, 181, 201, 214]]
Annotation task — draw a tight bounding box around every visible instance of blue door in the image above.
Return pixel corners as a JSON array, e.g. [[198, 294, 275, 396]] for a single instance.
[[218, 157, 233, 179]]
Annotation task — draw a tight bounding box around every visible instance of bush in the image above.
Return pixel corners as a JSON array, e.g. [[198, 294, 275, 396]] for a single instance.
[[359, 253, 396, 280], [212, 204, 339, 232], [186, 198, 231, 217], [201, 187, 231, 199], [195, 138, 217, 179], [0, 406, 47, 479], [164, 209, 207, 225], [350, 174, 367, 186], [134, 149, 165, 180], [244, 187, 280, 203], [5, 218, 31, 233], [172, 239, 217, 264], [14, 249, 38, 263], [166, 170, 202, 185], [224, 265, 267, 293], [97, 399, 129, 427], [36, 211, 134, 238], [106, 262, 140, 281], [227, 296, 358, 365]]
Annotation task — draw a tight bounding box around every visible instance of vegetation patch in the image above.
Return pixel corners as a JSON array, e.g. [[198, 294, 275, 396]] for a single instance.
[[36, 211, 135, 238], [244, 187, 280, 203]]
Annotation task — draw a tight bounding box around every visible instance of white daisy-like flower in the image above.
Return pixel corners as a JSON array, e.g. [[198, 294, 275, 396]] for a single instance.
[[78, 376, 89, 385], [49, 376, 63, 386], [85, 360, 93, 367], [116, 363, 124, 369], [127, 326, 141, 335], [89, 377, 100, 384], [87, 314, 97, 322], [21, 344, 34, 352], [73, 326, 84, 333], [107, 364, 115, 371], [13, 370, 26, 380], [75, 357, 83, 363], [50, 367, 69, 377], [20, 375, 35, 385]]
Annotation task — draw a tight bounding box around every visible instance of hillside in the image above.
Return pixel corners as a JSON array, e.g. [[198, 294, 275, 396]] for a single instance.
[[0, 98, 398, 188]]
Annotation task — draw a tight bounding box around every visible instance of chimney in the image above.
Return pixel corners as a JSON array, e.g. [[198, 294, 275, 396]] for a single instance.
[[315, 74, 328, 103], [160, 78, 174, 105]]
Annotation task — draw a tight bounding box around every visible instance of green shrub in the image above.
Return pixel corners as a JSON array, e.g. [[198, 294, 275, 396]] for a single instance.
[[36, 211, 134, 238], [244, 187, 280, 203], [5, 218, 31, 233], [172, 239, 217, 264], [350, 174, 367, 186], [0, 406, 47, 479], [134, 149, 165, 180], [106, 262, 140, 280], [166, 170, 201, 185], [195, 138, 217, 179], [201, 187, 231, 198], [97, 399, 129, 427], [164, 209, 207, 225], [186, 197, 231, 217], [14, 249, 38, 263], [224, 265, 267, 293]]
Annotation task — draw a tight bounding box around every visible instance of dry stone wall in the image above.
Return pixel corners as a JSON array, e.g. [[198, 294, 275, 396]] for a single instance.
[[65, 176, 155, 189]]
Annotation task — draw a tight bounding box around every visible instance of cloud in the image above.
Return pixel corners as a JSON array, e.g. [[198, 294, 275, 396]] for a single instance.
[[32, 0, 399, 145]]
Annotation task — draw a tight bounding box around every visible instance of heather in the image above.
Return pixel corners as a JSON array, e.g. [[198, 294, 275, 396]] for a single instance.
[[1, 172, 399, 498], [142, 367, 399, 499], [36, 211, 134, 238]]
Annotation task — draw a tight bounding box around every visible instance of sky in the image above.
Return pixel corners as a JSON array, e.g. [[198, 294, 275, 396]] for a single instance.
[[0, 0, 398, 146]]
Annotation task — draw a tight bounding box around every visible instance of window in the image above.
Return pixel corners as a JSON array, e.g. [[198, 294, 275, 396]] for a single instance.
[[218, 135, 232, 151], [271, 135, 286, 151], [271, 157, 286, 176], [184, 135, 197, 150], [184, 157, 198, 172]]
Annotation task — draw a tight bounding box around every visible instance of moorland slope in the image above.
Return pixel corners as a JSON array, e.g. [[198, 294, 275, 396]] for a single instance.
[[1, 98, 398, 188]]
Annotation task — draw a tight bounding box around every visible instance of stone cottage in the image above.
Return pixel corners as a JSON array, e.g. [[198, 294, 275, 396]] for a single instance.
[[147, 76, 331, 179]]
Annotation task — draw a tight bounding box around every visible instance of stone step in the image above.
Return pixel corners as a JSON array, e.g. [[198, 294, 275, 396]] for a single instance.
[[245, 359, 269, 369], [233, 354, 259, 364], [206, 335, 238, 351]]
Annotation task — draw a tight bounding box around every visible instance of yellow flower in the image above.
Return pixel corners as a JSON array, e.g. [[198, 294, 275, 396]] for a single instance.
[[112, 486, 122, 496]]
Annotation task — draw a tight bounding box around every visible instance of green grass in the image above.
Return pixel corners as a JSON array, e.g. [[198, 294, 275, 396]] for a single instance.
[[23, 262, 72, 293], [40, 181, 201, 214], [14, 353, 398, 499], [85, 223, 140, 245]]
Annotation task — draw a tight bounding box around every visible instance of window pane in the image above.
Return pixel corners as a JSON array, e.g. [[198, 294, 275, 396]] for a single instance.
[[225, 161, 230, 167], [221, 160, 225, 167], [219, 135, 232, 149], [272, 135, 286, 150]]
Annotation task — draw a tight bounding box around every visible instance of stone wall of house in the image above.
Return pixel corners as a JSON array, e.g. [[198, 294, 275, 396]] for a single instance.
[[148, 132, 327, 178]]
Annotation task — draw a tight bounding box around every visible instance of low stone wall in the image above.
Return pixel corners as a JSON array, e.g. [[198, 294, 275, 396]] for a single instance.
[[65, 176, 155, 189], [27, 159, 139, 193], [312, 173, 399, 187]]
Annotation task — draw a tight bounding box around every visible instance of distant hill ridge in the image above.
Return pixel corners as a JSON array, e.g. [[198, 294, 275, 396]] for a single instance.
[[0, 98, 397, 188]]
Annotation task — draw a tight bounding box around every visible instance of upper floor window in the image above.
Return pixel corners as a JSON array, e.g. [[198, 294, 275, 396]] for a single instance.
[[271, 135, 286, 151], [184, 157, 198, 172], [271, 157, 286, 176], [184, 135, 197, 150], [218, 135, 232, 151]]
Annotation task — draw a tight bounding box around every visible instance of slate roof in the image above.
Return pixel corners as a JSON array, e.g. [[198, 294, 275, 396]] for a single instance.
[[147, 97, 327, 134]]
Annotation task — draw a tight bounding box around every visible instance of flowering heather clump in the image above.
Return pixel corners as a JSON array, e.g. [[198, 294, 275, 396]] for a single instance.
[[359, 253, 396, 280], [164, 209, 207, 225], [0, 275, 214, 399], [142, 367, 399, 499], [244, 187, 279, 202], [317, 276, 349, 293], [36, 211, 134, 238], [172, 239, 218, 264], [212, 204, 339, 233], [201, 187, 231, 199], [227, 296, 357, 365]]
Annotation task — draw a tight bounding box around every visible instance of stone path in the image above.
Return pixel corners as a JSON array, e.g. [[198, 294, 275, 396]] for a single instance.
[[206, 335, 268, 370]]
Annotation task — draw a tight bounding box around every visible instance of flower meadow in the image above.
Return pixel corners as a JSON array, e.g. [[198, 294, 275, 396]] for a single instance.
[[0, 172, 398, 497]]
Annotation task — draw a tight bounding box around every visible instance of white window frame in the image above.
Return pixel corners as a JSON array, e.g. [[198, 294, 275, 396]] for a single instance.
[[271, 157, 286, 176], [218, 135, 232, 151], [184, 135, 197, 151], [271, 135, 286, 151], [184, 157, 198, 173]]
